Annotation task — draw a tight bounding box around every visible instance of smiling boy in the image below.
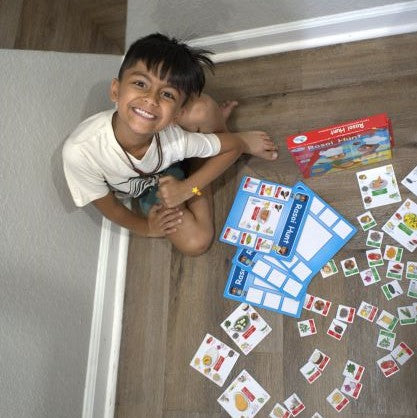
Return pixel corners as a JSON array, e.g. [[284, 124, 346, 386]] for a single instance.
[[63, 34, 277, 256]]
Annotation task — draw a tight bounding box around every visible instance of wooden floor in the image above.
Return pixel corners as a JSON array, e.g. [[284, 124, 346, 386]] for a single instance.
[[115, 34, 417, 418]]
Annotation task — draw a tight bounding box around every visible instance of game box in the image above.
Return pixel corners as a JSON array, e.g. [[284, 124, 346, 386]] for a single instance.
[[286, 113, 394, 178]]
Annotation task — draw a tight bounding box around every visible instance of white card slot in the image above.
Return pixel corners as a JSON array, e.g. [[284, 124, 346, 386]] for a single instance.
[[283, 279, 303, 297], [319, 208, 338, 227], [267, 269, 287, 287], [296, 215, 332, 261], [263, 255, 283, 267], [310, 196, 325, 214], [263, 293, 281, 309], [292, 262, 312, 281], [282, 255, 298, 268], [254, 278, 276, 290], [252, 260, 271, 278], [333, 220, 353, 239], [246, 287, 264, 304], [281, 297, 300, 314]]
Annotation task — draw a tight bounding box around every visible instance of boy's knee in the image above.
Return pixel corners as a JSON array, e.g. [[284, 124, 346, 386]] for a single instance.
[[176, 230, 214, 257]]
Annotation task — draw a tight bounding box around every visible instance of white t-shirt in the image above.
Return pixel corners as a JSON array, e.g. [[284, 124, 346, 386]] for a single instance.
[[62, 110, 221, 207]]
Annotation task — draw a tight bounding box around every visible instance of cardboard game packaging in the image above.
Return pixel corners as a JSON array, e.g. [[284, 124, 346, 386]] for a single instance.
[[286, 114, 394, 178]]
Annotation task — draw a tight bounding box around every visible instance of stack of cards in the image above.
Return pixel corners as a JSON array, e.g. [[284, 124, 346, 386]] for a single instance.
[[377, 342, 414, 377], [299, 349, 330, 383]]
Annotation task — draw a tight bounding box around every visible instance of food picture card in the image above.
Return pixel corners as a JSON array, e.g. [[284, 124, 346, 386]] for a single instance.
[[401, 164, 417, 196], [283, 393, 306, 417], [376, 310, 399, 331], [220, 176, 312, 260], [218, 369, 270, 418], [406, 261, 417, 279], [357, 211, 377, 231], [381, 280, 403, 301], [382, 199, 417, 252], [336, 305, 356, 323], [327, 318, 347, 340], [326, 388, 350, 412], [304, 294, 332, 316], [297, 319, 317, 337], [377, 329, 396, 351], [300, 361, 322, 383], [221, 303, 272, 355], [309, 349, 331, 371], [397, 305, 416, 325], [366, 230, 384, 248], [386, 261, 404, 280], [366, 249, 384, 267], [357, 301, 378, 322], [383, 245, 403, 262], [341, 257, 359, 276], [190, 334, 239, 387], [320, 259, 338, 277], [360, 267, 381, 286], [391, 341, 414, 365], [341, 378, 363, 399], [223, 264, 305, 318], [343, 360, 365, 381], [356, 164, 401, 209], [408, 280, 417, 299], [269, 402, 291, 418], [377, 354, 399, 377]]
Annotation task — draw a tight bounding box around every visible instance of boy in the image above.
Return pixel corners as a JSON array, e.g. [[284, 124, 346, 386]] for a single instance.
[[63, 33, 277, 256]]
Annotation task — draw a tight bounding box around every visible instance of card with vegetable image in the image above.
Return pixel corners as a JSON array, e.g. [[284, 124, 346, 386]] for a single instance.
[[377, 353, 400, 377], [391, 341, 414, 365], [382, 199, 417, 252], [336, 305, 356, 323], [386, 261, 404, 280], [320, 259, 338, 277], [377, 329, 396, 351], [340, 377, 363, 399], [383, 244, 403, 262], [401, 164, 417, 196], [326, 388, 350, 412], [221, 303, 272, 355], [381, 280, 403, 301], [218, 369, 270, 418], [397, 305, 417, 325], [408, 280, 417, 299], [190, 334, 239, 387], [366, 229, 384, 248], [269, 402, 291, 418], [359, 267, 381, 286], [366, 248, 384, 267], [283, 393, 305, 417], [343, 360, 365, 381], [357, 211, 377, 231], [376, 310, 399, 331], [300, 361, 322, 383], [309, 349, 331, 371], [341, 257, 359, 277], [327, 318, 347, 340], [297, 319, 317, 337], [357, 301, 378, 322], [406, 261, 417, 279]]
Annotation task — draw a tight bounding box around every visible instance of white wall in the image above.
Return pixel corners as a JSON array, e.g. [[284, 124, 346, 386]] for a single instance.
[[0, 49, 120, 418]]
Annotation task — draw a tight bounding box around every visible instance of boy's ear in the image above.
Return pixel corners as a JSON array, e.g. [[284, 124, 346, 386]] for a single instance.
[[110, 78, 120, 103]]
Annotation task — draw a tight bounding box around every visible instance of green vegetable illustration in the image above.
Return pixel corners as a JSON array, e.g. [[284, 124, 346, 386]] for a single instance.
[[400, 308, 412, 318], [299, 324, 309, 333], [379, 337, 391, 348], [224, 320, 231, 328], [346, 363, 356, 374]]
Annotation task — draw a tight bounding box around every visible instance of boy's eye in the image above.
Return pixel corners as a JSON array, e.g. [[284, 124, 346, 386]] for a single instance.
[[133, 80, 146, 88], [162, 91, 176, 100]]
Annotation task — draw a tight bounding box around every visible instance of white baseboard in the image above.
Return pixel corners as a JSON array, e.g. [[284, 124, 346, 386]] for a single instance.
[[82, 217, 129, 418], [189, 1, 417, 62]]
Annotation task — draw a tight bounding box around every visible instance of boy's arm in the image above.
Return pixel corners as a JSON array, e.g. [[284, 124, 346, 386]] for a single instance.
[[92, 192, 183, 237]]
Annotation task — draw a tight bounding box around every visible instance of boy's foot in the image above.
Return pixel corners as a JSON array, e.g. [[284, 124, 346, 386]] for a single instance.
[[219, 100, 239, 122], [240, 131, 278, 161]]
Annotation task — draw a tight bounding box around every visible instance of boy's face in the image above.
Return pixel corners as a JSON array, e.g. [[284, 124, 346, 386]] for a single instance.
[[110, 60, 186, 141]]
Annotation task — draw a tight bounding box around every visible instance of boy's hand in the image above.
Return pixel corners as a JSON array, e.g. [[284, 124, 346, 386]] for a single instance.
[[146, 203, 183, 237], [157, 175, 192, 208]]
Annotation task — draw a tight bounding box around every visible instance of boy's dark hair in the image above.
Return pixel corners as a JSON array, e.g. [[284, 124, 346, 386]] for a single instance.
[[118, 33, 214, 102]]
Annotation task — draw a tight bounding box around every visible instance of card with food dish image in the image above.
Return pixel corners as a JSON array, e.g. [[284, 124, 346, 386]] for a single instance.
[[357, 211, 377, 231], [336, 304, 356, 323], [383, 244, 403, 262], [366, 248, 384, 267], [357, 301, 378, 322], [218, 369, 270, 418], [377, 353, 400, 377], [408, 280, 417, 299], [190, 334, 239, 387], [297, 319, 317, 337], [341, 257, 359, 277], [300, 361, 322, 383], [343, 360, 365, 381], [221, 303, 272, 355], [283, 393, 305, 417], [386, 261, 404, 280], [309, 348, 331, 371], [340, 377, 363, 399], [376, 310, 399, 331], [377, 329, 396, 351], [320, 259, 338, 277], [397, 305, 417, 325], [391, 341, 414, 365], [327, 318, 347, 340], [382, 199, 417, 252], [359, 267, 381, 286], [356, 164, 401, 209], [303, 294, 332, 316], [268, 402, 291, 418], [366, 229, 384, 248], [381, 280, 403, 301], [326, 388, 350, 412], [401, 164, 417, 196], [406, 261, 417, 279]]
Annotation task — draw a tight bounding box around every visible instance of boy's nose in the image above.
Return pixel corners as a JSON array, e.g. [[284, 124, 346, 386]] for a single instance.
[[144, 90, 159, 106]]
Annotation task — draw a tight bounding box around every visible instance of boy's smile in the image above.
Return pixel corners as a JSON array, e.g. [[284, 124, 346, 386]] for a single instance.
[[110, 60, 185, 154]]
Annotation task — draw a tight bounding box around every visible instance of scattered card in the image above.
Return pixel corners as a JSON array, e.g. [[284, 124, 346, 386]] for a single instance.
[[327, 318, 347, 340], [221, 304, 272, 355], [386, 261, 404, 280], [217, 369, 270, 417], [397, 305, 417, 325], [190, 334, 239, 387], [408, 280, 417, 299], [376, 310, 399, 331], [320, 259, 338, 278], [357, 211, 377, 231], [366, 249, 384, 267], [343, 360, 365, 381], [297, 319, 317, 337], [377, 329, 396, 351], [391, 342, 414, 365], [336, 304, 356, 323], [383, 245, 403, 262], [341, 257, 359, 277], [326, 388, 350, 412], [309, 348, 331, 371], [360, 267, 381, 286], [340, 377, 363, 399], [381, 280, 403, 301], [303, 294, 332, 316], [269, 402, 291, 418], [300, 361, 322, 383], [283, 393, 305, 417], [401, 164, 417, 196], [406, 261, 417, 279], [366, 229, 384, 248], [357, 301, 378, 322], [377, 353, 399, 377]]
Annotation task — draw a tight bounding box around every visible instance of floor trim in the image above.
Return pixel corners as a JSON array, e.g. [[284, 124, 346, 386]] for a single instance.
[[189, 1, 417, 62], [82, 217, 129, 418]]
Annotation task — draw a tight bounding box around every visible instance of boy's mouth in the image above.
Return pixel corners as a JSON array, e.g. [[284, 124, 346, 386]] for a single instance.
[[132, 107, 156, 120]]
